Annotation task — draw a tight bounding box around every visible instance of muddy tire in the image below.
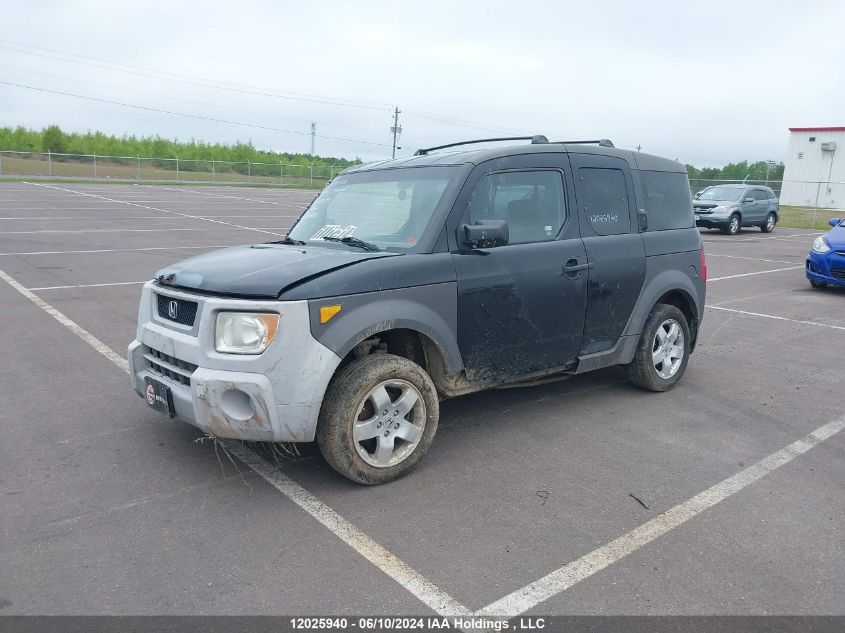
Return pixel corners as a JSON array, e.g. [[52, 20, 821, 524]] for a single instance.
[[316, 353, 439, 485], [625, 304, 691, 392]]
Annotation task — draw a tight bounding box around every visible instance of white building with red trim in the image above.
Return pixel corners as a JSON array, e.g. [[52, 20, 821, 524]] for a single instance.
[[780, 126, 844, 209]]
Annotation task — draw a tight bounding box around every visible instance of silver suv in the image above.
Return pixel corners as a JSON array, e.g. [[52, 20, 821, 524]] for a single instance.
[[694, 185, 779, 234]]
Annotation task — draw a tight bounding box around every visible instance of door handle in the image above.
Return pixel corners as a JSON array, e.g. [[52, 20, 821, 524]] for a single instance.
[[563, 259, 592, 277]]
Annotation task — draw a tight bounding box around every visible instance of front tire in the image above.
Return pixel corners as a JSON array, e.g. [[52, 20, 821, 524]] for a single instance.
[[316, 353, 439, 485], [722, 213, 741, 235], [625, 304, 691, 392], [760, 212, 776, 233], [810, 280, 827, 289]]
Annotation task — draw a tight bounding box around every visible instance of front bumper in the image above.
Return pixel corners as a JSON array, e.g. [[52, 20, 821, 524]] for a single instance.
[[695, 213, 730, 229], [129, 282, 342, 442], [806, 250, 845, 287]]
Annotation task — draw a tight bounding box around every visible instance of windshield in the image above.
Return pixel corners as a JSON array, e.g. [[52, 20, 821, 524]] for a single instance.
[[698, 186, 745, 202], [288, 166, 461, 250]]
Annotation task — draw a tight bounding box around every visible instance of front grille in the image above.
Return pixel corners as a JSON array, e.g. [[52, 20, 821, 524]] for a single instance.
[[156, 294, 198, 326], [144, 345, 198, 386], [831, 269, 845, 280]]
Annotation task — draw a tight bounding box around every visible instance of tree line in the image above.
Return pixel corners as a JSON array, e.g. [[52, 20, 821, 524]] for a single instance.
[[0, 125, 359, 168], [685, 160, 784, 182], [0, 125, 786, 181]]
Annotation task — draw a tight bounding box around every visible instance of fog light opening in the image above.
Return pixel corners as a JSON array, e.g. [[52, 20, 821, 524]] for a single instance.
[[220, 389, 254, 421]]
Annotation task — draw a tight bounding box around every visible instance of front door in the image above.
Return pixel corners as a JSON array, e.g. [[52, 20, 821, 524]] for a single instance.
[[450, 155, 588, 384]]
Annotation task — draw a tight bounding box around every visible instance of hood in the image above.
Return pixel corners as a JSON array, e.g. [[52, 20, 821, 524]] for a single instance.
[[826, 223, 845, 248], [153, 243, 398, 298], [694, 199, 736, 209]]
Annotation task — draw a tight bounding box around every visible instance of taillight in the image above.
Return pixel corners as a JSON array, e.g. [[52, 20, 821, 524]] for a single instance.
[[700, 249, 707, 282]]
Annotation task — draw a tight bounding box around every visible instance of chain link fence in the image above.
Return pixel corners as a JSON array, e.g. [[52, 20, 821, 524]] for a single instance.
[[0, 150, 341, 187], [689, 178, 783, 198]]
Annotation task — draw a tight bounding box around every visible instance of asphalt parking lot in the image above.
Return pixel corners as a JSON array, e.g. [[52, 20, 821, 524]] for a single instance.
[[1, 181, 842, 617]]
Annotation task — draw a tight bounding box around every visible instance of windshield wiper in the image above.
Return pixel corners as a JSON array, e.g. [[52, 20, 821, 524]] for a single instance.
[[321, 236, 380, 252], [269, 236, 306, 245]]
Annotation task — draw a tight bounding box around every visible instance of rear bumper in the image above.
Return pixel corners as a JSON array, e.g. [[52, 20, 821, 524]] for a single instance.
[[806, 251, 845, 286], [129, 282, 341, 442]]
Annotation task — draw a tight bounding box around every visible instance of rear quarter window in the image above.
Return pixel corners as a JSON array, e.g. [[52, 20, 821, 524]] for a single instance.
[[578, 167, 631, 236], [637, 170, 694, 231]]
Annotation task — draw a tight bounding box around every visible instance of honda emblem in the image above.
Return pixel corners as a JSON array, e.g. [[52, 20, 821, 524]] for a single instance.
[[168, 300, 178, 320]]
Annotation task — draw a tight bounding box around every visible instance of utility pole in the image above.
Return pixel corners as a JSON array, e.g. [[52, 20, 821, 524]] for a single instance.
[[391, 107, 402, 159], [636, 144, 642, 152], [310, 122, 316, 157], [765, 160, 775, 186]]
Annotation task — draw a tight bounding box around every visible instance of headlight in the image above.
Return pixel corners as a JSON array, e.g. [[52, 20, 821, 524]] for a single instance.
[[812, 236, 831, 254], [215, 312, 279, 354], [711, 205, 730, 214]]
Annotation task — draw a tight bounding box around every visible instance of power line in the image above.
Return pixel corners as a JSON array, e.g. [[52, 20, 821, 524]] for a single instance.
[[1, 40, 530, 142], [0, 81, 392, 148], [403, 107, 524, 136], [0, 44, 390, 112], [0, 39, 395, 110], [0, 62, 403, 138]]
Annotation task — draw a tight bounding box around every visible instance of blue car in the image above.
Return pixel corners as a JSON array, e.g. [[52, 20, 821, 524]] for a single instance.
[[807, 217, 845, 288]]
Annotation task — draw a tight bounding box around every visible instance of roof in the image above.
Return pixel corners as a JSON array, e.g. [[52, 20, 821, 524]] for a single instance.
[[343, 142, 685, 174], [789, 127, 845, 132]]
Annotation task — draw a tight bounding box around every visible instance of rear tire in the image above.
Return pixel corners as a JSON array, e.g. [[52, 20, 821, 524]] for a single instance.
[[316, 353, 439, 485], [760, 212, 776, 233], [625, 304, 691, 392]]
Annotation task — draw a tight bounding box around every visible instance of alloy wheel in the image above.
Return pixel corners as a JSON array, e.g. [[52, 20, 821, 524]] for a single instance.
[[652, 318, 685, 379], [352, 379, 426, 468]]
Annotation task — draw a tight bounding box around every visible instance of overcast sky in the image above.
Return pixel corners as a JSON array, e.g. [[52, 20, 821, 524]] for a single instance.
[[1, 0, 843, 166]]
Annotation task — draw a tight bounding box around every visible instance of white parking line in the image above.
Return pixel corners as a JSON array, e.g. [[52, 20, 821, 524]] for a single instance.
[[0, 227, 282, 235], [227, 443, 471, 616], [0, 268, 471, 618], [141, 184, 314, 209], [6, 260, 844, 618], [0, 270, 129, 372], [702, 233, 822, 243], [479, 415, 845, 616], [27, 182, 284, 237], [707, 305, 845, 331], [0, 215, 290, 220], [706, 253, 800, 265], [29, 281, 146, 291], [708, 266, 803, 281], [0, 244, 233, 256]]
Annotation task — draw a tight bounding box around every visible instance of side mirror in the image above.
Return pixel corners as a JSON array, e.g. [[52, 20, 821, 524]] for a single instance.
[[463, 219, 509, 248], [830, 217, 842, 227], [694, 191, 703, 199], [744, 197, 755, 203]]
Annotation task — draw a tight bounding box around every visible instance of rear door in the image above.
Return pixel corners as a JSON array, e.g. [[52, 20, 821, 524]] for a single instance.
[[568, 153, 646, 355], [752, 189, 770, 221], [449, 153, 588, 383]]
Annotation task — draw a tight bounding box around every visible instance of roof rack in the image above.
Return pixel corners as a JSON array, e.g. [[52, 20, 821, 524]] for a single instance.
[[413, 135, 614, 156], [553, 139, 615, 148], [413, 135, 549, 156]]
